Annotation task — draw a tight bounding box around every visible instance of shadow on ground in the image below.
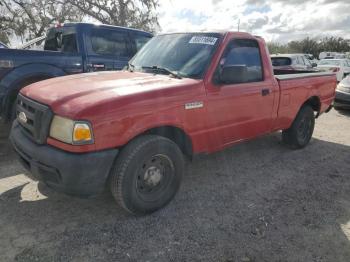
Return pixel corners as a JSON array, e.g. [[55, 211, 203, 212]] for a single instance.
[[1, 134, 350, 262]]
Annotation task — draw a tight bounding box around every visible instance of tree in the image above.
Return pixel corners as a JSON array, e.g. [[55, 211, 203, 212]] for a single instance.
[[319, 37, 350, 53], [66, 0, 159, 32], [0, 0, 84, 44], [0, 1, 12, 44], [267, 42, 289, 55], [267, 36, 350, 58]]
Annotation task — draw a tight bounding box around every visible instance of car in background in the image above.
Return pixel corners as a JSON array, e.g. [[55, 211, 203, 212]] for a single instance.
[[271, 54, 318, 74], [0, 22, 153, 125], [319, 52, 347, 60], [301, 53, 316, 61], [0, 41, 8, 49], [334, 76, 350, 110], [317, 59, 350, 82]]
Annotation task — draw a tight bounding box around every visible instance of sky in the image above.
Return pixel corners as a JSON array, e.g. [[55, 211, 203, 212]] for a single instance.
[[157, 0, 350, 43]]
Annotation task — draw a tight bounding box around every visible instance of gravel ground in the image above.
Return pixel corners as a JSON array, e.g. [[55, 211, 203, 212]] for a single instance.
[[1, 109, 350, 262]]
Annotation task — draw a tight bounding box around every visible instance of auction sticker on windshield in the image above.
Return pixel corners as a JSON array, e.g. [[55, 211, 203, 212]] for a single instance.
[[189, 36, 218, 45]]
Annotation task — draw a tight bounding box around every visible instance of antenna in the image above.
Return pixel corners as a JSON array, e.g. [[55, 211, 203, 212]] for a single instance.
[[238, 19, 240, 32]]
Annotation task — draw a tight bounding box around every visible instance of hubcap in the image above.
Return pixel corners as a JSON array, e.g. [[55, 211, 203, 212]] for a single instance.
[[136, 154, 174, 199], [144, 166, 162, 187]]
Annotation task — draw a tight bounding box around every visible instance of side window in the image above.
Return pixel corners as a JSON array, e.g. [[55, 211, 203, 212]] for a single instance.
[[133, 34, 152, 51], [220, 39, 263, 83], [91, 29, 130, 57], [44, 27, 77, 53], [61, 33, 77, 53], [44, 30, 62, 51]]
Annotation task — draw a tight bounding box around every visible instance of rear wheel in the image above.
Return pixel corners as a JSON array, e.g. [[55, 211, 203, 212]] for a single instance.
[[282, 105, 315, 149], [110, 135, 184, 215]]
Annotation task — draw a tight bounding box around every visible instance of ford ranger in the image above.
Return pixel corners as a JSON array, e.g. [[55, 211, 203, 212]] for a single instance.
[[10, 32, 336, 215]]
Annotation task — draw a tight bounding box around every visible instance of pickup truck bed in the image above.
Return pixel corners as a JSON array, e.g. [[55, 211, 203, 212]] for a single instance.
[[274, 72, 335, 130]]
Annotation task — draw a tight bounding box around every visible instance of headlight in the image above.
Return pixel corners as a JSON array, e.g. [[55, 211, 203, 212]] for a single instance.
[[49, 115, 94, 145]]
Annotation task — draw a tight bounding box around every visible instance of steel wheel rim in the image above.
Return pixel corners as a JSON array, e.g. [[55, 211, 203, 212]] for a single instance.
[[136, 154, 175, 202]]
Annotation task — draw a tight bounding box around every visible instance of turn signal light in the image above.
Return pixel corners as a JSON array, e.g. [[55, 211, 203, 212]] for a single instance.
[[73, 123, 93, 143], [73, 123, 92, 142]]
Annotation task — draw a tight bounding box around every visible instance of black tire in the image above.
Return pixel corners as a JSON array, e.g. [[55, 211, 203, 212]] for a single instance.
[[110, 135, 184, 215], [282, 105, 315, 149]]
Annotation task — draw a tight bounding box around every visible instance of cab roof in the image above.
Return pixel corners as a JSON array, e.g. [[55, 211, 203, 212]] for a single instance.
[[59, 22, 153, 35]]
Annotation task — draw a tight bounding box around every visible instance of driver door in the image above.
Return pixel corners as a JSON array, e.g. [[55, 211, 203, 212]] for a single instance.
[[206, 38, 276, 148]]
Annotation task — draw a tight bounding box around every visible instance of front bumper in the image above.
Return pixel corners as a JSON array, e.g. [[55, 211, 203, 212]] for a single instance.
[[10, 121, 119, 196], [334, 90, 350, 109]]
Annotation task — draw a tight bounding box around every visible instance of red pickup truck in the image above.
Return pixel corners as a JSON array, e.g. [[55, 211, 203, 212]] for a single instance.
[[10, 32, 336, 214]]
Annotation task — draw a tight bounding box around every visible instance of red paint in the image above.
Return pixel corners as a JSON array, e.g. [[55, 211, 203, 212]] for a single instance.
[[21, 32, 337, 154]]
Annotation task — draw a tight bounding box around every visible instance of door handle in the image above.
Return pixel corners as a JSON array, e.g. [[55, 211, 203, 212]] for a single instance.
[[262, 88, 270, 96]]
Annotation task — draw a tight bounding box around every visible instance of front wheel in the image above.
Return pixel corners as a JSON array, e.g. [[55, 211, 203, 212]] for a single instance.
[[282, 105, 315, 149], [110, 135, 184, 215]]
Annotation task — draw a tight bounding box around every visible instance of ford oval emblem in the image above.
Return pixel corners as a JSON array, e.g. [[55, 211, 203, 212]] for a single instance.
[[18, 111, 27, 123]]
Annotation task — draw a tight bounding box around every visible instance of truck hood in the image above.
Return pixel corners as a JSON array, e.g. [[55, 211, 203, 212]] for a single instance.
[[21, 71, 200, 117]]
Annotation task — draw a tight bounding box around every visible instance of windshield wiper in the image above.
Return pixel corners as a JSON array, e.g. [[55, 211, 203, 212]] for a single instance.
[[141, 65, 182, 79]]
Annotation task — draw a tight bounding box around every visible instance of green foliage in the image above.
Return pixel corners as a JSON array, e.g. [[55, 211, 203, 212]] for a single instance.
[[267, 37, 350, 58]]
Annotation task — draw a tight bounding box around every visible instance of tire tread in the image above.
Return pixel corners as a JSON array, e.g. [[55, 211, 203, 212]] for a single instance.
[[110, 135, 183, 214]]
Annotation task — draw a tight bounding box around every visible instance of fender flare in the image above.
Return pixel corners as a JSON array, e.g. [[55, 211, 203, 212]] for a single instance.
[[0, 63, 66, 91]]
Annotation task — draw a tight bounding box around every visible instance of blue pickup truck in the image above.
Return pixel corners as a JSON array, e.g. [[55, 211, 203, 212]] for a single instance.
[[0, 22, 152, 125]]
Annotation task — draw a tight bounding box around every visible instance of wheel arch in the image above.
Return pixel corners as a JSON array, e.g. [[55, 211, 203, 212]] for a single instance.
[[131, 125, 193, 159], [302, 96, 321, 117], [1, 64, 66, 121]]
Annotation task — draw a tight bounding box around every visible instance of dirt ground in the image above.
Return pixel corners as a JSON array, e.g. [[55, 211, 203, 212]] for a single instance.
[[1, 109, 350, 262]]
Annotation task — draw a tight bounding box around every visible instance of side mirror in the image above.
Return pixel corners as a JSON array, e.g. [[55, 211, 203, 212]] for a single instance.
[[312, 63, 317, 68], [219, 65, 248, 84]]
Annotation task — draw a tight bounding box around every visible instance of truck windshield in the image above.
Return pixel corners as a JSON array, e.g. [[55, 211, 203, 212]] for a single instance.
[[129, 33, 222, 79]]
